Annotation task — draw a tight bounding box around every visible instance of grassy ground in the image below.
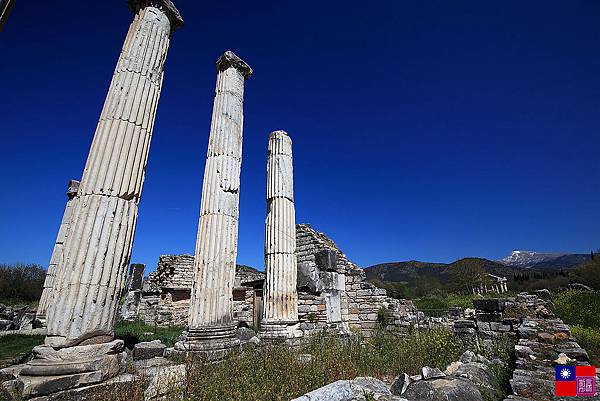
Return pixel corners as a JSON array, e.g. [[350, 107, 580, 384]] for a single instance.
[[114, 320, 183, 348], [554, 290, 600, 366], [0, 335, 44, 368], [107, 328, 477, 401]]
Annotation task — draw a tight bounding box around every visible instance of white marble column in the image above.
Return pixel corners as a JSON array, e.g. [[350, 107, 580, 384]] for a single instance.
[[175, 51, 252, 355], [36, 180, 80, 324], [260, 131, 299, 339], [45, 0, 183, 348]]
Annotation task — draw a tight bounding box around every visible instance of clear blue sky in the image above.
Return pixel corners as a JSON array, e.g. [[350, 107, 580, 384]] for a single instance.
[[1, 1, 598, 273]]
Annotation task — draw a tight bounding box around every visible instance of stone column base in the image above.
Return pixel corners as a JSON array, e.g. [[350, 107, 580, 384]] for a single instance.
[[259, 321, 302, 343], [173, 325, 240, 360], [15, 340, 125, 399]]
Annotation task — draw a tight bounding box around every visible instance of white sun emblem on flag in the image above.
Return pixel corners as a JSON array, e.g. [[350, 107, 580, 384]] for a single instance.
[[560, 368, 571, 379]]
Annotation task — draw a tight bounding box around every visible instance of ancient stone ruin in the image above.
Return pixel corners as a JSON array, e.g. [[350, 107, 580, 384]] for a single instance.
[[36, 179, 79, 326], [2, 1, 596, 400], [131, 224, 417, 339], [12, 1, 184, 397]]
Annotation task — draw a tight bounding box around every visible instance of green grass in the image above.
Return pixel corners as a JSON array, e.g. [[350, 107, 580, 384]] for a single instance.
[[554, 290, 600, 329], [553, 291, 600, 366], [571, 326, 600, 366], [415, 291, 516, 312], [169, 328, 470, 401], [0, 335, 44, 366], [114, 320, 183, 348]]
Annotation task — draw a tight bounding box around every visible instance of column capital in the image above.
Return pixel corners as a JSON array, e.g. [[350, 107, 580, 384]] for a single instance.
[[128, 0, 184, 32], [216, 51, 253, 80]]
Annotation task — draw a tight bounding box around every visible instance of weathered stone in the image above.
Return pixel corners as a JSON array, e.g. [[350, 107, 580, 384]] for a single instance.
[[315, 249, 338, 272], [422, 366, 445, 380], [444, 361, 463, 376], [401, 377, 483, 401], [36, 180, 80, 324], [143, 364, 186, 400], [44, 1, 182, 348], [453, 363, 496, 391], [261, 130, 299, 340], [297, 261, 322, 293], [473, 299, 506, 313], [390, 373, 412, 395], [133, 340, 166, 361], [179, 50, 251, 355]]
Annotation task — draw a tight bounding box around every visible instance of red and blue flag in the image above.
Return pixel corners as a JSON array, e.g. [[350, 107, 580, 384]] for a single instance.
[[555, 365, 597, 397]]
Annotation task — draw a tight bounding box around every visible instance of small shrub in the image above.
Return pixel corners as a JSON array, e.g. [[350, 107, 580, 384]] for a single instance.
[[554, 291, 600, 329], [571, 325, 600, 366], [376, 306, 392, 328]]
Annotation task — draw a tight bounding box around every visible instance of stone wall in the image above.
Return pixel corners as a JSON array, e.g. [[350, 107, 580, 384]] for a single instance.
[[447, 292, 596, 401], [135, 255, 265, 328], [296, 224, 417, 337]]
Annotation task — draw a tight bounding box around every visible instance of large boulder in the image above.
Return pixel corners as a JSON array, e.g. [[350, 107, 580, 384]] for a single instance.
[[453, 362, 497, 393], [399, 377, 483, 401]]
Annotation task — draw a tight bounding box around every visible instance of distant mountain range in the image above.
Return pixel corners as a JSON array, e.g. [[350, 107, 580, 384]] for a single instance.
[[364, 251, 591, 285], [499, 250, 590, 269]]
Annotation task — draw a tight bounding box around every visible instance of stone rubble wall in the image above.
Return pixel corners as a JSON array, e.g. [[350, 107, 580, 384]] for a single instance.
[[131, 224, 417, 336], [135, 256, 265, 328], [296, 224, 417, 337], [447, 292, 597, 401]]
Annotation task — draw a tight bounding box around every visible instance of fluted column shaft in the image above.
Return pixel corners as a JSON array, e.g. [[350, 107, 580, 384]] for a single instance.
[[188, 52, 252, 334], [262, 131, 298, 326], [36, 180, 80, 321], [46, 3, 182, 347]]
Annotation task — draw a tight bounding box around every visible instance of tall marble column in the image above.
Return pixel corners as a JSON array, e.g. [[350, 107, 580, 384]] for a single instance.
[[36, 180, 80, 325], [43, 1, 183, 347], [260, 131, 299, 339], [17, 3, 182, 397], [175, 51, 252, 356]]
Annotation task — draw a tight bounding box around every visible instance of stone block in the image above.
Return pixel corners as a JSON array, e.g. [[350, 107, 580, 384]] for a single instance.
[[473, 298, 506, 312], [133, 340, 166, 361], [315, 249, 337, 272]]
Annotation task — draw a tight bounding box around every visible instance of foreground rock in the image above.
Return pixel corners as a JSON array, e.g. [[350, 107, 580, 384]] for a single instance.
[[399, 377, 483, 401], [291, 377, 407, 401]]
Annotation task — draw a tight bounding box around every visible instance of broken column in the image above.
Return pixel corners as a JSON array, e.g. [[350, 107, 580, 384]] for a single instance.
[[175, 51, 252, 356], [260, 131, 299, 339], [36, 180, 80, 325], [120, 264, 145, 321], [15, 1, 183, 397]]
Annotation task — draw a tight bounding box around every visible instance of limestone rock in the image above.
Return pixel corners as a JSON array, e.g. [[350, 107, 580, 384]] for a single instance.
[[444, 361, 463, 376], [144, 364, 186, 400], [421, 366, 445, 380], [390, 373, 412, 395], [401, 377, 483, 401], [453, 363, 496, 391], [291, 377, 401, 401]]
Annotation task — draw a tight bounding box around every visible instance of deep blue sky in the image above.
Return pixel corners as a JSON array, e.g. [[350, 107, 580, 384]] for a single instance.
[[1, 1, 599, 273]]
